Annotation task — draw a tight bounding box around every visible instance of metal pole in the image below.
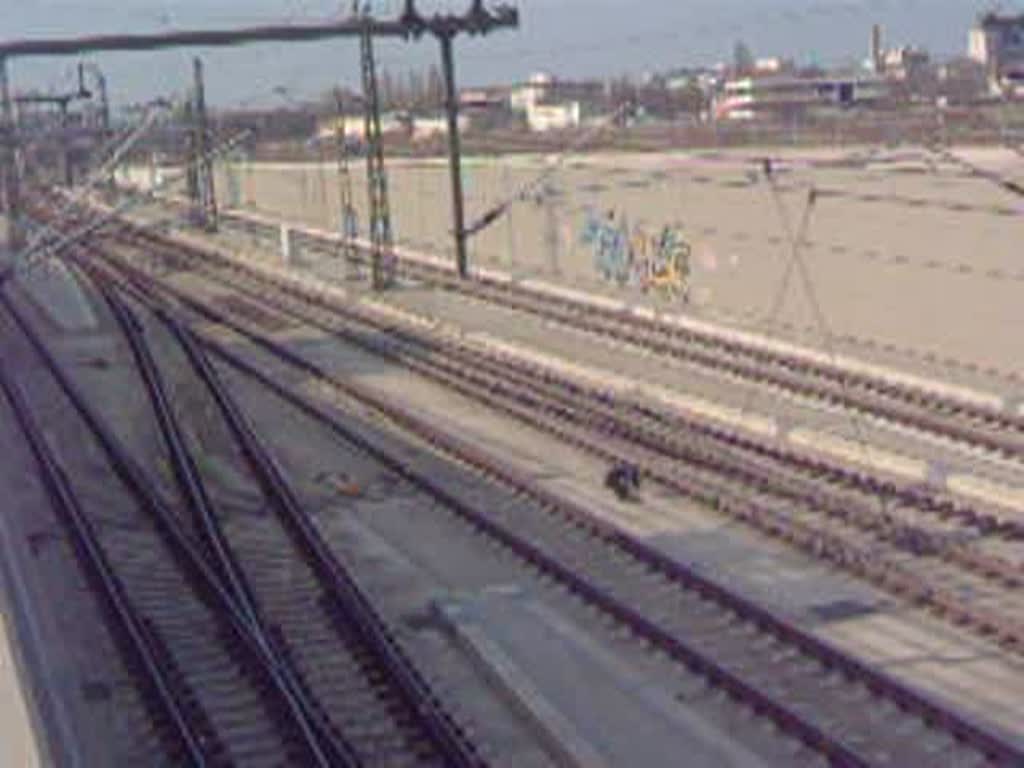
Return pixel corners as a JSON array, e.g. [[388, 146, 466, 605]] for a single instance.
[[59, 100, 73, 186], [360, 20, 392, 291], [0, 56, 22, 250], [439, 32, 467, 279], [183, 98, 199, 221], [334, 88, 356, 277], [96, 69, 110, 136], [92, 66, 113, 185], [193, 57, 217, 231]]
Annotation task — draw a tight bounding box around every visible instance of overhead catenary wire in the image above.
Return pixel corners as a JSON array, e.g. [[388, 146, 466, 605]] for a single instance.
[[2, 128, 252, 286], [749, 163, 886, 510], [463, 101, 634, 239]]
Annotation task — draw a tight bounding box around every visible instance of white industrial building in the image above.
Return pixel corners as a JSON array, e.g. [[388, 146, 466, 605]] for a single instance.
[[969, 12, 1024, 95], [715, 75, 890, 121]]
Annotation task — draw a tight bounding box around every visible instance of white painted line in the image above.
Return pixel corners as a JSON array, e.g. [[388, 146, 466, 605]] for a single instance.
[[468, 333, 635, 392], [520, 279, 629, 313], [393, 243, 450, 271], [630, 305, 658, 321], [645, 388, 778, 438], [473, 266, 514, 284], [359, 298, 436, 332], [788, 429, 928, 482], [946, 475, 1024, 514]]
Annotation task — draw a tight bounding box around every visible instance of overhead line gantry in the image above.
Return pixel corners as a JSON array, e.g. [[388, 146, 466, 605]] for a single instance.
[[0, 0, 519, 281]]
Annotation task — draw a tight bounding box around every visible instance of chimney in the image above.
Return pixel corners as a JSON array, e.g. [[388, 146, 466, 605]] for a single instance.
[[871, 24, 883, 74]]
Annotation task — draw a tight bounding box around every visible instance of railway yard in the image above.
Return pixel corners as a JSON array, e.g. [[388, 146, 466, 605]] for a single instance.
[[1, 145, 1024, 766]]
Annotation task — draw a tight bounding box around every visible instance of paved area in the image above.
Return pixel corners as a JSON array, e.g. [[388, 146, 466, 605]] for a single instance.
[[0, 575, 42, 768], [435, 588, 770, 768]]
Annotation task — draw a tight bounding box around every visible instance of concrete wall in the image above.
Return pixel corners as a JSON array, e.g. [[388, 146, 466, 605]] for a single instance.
[[202, 150, 1023, 374]]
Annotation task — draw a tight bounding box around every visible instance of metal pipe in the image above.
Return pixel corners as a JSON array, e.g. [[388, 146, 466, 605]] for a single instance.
[[0, 19, 409, 58], [439, 33, 467, 279], [193, 57, 217, 231], [0, 3, 518, 59]]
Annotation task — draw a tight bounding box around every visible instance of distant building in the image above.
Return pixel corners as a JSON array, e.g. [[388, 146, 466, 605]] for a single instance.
[[969, 12, 1024, 95], [937, 57, 988, 104], [316, 113, 406, 142], [664, 68, 719, 94], [409, 114, 469, 142], [883, 46, 931, 82], [716, 75, 890, 121], [509, 72, 603, 114], [459, 87, 509, 110], [864, 24, 934, 95], [754, 58, 794, 75], [509, 72, 600, 132], [526, 101, 581, 132], [509, 72, 554, 112]]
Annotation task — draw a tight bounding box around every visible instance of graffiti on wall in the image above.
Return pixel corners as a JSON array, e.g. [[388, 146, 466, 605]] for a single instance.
[[581, 208, 691, 301]]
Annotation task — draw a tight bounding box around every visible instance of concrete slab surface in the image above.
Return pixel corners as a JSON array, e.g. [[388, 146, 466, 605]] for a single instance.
[[0, 610, 40, 768], [435, 588, 770, 768]]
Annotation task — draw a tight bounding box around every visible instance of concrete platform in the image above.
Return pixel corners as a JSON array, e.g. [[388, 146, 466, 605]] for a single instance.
[[0, 556, 44, 768], [434, 587, 769, 768]]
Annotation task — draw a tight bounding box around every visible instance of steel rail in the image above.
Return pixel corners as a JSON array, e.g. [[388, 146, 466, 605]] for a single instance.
[[0, 357, 212, 767], [98, 284, 355, 768], [0, 289, 344, 767], [145, 285, 871, 768], [214, 208, 1024, 458], [190, 303, 1024, 768], [162, 312, 486, 768], [124, 210, 1019, 539], [111, 229, 1023, 579], [94, 241, 1024, 649], [91, 255, 1024, 767], [34, 199, 1024, 765], [419, 264, 1024, 458], [90, 253, 931, 767]]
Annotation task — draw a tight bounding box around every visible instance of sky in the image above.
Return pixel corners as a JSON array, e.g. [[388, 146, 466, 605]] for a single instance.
[[2, 0, 1019, 108]]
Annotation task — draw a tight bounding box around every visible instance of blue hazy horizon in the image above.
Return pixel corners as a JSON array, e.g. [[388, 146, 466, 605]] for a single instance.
[[3, 0, 1018, 108]]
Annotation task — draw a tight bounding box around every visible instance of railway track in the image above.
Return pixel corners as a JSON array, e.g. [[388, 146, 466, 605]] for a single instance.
[[2, 261, 483, 765], [0, 293, 315, 766], [87, 216, 1024, 658], [99, 286, 476, 767], [50, 209, 1024, 765], [211, 204, 1024, 462]]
